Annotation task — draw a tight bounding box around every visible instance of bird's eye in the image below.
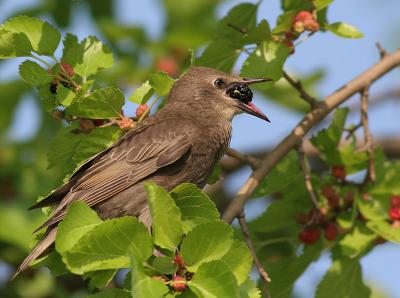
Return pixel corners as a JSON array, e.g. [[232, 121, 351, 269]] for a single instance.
[[214, 78, 225, 88]]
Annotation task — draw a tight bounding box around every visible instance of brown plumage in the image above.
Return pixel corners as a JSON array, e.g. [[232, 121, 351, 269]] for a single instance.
[[12, 66, 270, 279]]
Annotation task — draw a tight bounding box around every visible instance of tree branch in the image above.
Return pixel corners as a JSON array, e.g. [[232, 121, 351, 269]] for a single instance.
[[297, 141, 319, 208], [283, 71, 318, 108], [238, 211, 271, 298], [223, 49, 400, 223], [225, 148, 260, 170]]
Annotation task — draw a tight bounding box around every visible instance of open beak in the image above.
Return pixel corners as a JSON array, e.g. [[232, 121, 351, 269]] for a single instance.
[[239, 77, 272, 122]]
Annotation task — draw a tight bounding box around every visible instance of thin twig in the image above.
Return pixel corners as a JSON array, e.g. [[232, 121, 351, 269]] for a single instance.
[[223, 49, 400, 223], [345, 122, 363, 140], [360, 86, 376, 183], [138, 96, 160, 123], [283, 71, 318, 108], [238, 211, 271, 298], [376, 42, 387, 59], [225, 148, 260, 170], [227, 23, 247, 34], [297, 142, 319, 208]]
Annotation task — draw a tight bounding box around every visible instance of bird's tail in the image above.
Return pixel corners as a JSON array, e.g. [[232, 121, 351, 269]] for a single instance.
[[10, 227, 57, 280]]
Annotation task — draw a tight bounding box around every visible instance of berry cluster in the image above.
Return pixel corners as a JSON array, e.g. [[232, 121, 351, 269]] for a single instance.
[[389, 195, 400, 222], [227, 84, 253, 104], [293, 11, 320, 33], [49, 62, 75, 94], [136, 104, 148, 118]]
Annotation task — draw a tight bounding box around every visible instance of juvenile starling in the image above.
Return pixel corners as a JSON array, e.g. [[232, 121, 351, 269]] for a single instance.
[[13, 66, 270, 278]]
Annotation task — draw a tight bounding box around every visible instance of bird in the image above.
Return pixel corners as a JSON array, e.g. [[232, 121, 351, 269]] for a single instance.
[[12, 66, 271, 279]]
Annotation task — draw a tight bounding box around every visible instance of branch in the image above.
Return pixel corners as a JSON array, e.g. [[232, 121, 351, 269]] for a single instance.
[[297, 142, 319, 208], [283, 71, 318, 108], [376, 42, 387, 59], [223, 49, 400, 223], [238, 211, 271, 298], [360, 86, 376, 183], [225, 148, 260, 170]]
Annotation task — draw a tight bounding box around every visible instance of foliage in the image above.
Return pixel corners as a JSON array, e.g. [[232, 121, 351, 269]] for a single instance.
[[0, 1, 398, 298]]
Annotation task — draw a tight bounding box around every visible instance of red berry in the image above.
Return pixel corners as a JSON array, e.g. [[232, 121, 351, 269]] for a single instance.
[[332, 165, 346, 180], [61, 62, 74, 77], [173, 255, 185, 267], [389, 207, 400, 221], [155, 56, 179, 77], [93, 119, 104, 127], [171, 276, 186, 292], [294, 11, 313, 23], [118, 117, 134, 129], [324, 223, 338, 241], [293, 11, 319, 33], [283, 40, 295, 54], [298, 229, 321, 244], [391, 195, 400, 207], [136, 104, 148, 118]]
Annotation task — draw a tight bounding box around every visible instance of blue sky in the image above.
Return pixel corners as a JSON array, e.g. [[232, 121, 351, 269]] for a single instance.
[[1, 0, 400, 297]]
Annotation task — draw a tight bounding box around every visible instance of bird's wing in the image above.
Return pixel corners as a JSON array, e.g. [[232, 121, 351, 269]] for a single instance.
[[33, 118, 194, 232]]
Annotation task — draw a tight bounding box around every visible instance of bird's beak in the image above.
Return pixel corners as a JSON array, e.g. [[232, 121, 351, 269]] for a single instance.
[[239, 77, 272, 122]]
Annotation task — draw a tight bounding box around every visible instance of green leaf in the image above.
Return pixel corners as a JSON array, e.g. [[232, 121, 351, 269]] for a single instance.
[[67, 87, 124, 119], [128, 81, 154, 104], [0, 29, 32, 58], [272, 11, 298, 34], [221, 240, 252, 285], [32, 251, 68, 276], [180, 222, 233, 271], [170, 183, 220, 233], [148, 71, 175, 96], [19, 60, 53, 85], [313, 0, 334, 11], [84, 269, 117, 290], [367, 220, 400, 243], [371, 161, 400, 195], [55, 201, 102, 254], [189, 260, 239, 298], [197, 41, 241, 72], [63, 217, 153, 274], [311, 108, 349, 163], [253, 150, 302, 197], [145, 182, 184, 251], [240, 40, 291, 83], [325, 22, 364, 39], [207, 164, 222, 185], [61, 33, 83, 66], [131, 254, 169, 298], [1, 16, 61, 55], [357, 194, 388, 222], [87, 288, 131, 298], [239, 279, 261, 298], [335, 222, 376, 258], [244, 19, 272, 44], [56, 84, 76, 106], [71, 36, 114, 80], [315, 258, 371, 298]]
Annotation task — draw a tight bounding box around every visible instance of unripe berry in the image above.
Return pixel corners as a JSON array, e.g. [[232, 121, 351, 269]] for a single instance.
[[118, 117, 134, 129], [324, 223, 338, 241], [171, 276, 187, 292], [294, 11, 313, 23], [332, 165, 346, 180], [389, 207, 400, 221], [391, 195, 400, 207], [173, 255, 185, 268], [61, 62, 74, 77], [136, 104, 148, 118], [293, 21, 305, 33], [298, 229, 321, 244]]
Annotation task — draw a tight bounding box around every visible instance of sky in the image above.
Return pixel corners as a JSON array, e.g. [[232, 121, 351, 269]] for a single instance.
[[1, 0, 400, 297]]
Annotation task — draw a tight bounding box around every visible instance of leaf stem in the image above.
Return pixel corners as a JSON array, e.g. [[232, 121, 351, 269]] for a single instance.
[[30, 53, 53, 69]]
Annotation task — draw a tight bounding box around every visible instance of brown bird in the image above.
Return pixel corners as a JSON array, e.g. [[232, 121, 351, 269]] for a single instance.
[[12, 66, 270, 278]]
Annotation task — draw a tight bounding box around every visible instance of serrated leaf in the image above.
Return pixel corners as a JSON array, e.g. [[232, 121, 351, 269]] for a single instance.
[[239, 279, 261, 298], [145, 182, 183, 251], [55, 201, 102, 254], [244, 19, 272, 44], [221, 240, 252, 285], [357, 195, 388, 222], [72, 36, 113, 80], [336, 222, 376, 258], [197, 41, 241, 72], [84, 269, 117, 290], [241, 40, 290, 83], [61, 33, 82, 66], [19, 60, 53, 85], [189, 260, 239, 298], [170, 183, 220, 233], [0, 29, 32, 58], [87, 288, 131, 298], [56, 84, 76, 106], [253, 150, 302, 197], [315, 258, 371, 298], [32, 251, 67, 276], [325, 22, 363, 39], [313, 0, 334, 11], [2, 16, 61, 55], [131, 254, 169, 298], [128, 81, 154, 104], [67, 87, 124, 119], [148, 71, 176, 96], [180, 222, 233, 271], [367, 220, 400, 243], [272, 11, 298, 34], [63, 217, 153, 274], [370, 161, 400, 195]]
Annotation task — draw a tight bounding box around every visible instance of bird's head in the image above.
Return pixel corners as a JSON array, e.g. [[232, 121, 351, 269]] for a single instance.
[[168, 66, 271, 122]]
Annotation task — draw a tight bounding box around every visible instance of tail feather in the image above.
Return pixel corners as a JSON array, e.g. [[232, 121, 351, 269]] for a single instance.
[[10, 227, 57, 280]]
